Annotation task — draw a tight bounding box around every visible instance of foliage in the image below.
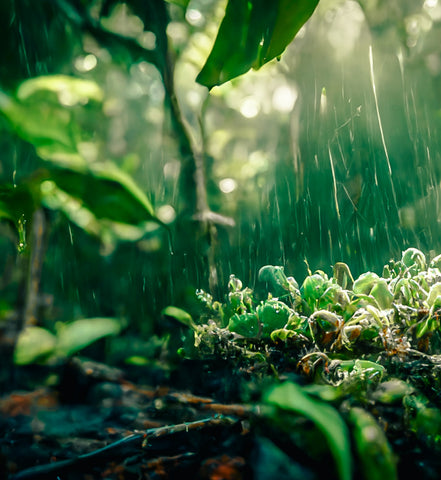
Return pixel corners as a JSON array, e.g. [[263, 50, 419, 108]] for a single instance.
[[14, 317, 122, 365], [169, 247, 441, 477], [265, 381, 352, 480], [196, 0, 319, 88]]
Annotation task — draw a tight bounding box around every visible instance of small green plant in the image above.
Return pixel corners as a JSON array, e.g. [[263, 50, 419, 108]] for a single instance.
[[170, 248, 441, 361], [165, 248, 441, 480]]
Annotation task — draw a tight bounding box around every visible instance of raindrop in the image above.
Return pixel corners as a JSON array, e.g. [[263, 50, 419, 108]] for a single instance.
[[240, 97, 260, 118], [272, 85, 298, 112], [74, 54, 97, 73], [219, 178, 237, 194], [139, 31, 156, 50], [186, 9, 204, 27], [157, 205, 176, 224]]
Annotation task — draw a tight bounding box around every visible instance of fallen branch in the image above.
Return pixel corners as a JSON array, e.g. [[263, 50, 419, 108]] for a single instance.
[[9, 415, 238, 480]]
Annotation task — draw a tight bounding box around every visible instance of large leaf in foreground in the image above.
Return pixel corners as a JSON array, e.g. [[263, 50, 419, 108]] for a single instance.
[[348, 407, 397, 480], [265, 381, 351, 480], [42, 163, 158, 226], [0, 75, 102, 156], [197, 0, 319, 89]]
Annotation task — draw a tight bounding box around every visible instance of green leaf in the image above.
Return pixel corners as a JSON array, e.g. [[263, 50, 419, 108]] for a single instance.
[[348, 407, 398, 480], [197, 0, 319, 88], [16, 75, 103, 104], [41, 162, 158, 226], [353, 272, 380, 295], [370, 279, 393, 309], [265, 382, 352, 480], [401, 247, 426, 273], [257, 300, 291, 337], [255, 0, 319, 68], [14, 326, 57, 365], [427, 282, 441, 308], [0, 76, 102, 156], [162, 306, 197, 330], [0, 91, 77, 153], [56, 317, 122, 357], [228, 312, 260, 337]]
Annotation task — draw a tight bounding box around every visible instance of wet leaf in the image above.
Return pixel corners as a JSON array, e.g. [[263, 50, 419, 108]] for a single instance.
[[228, 312, 259, 337], [257, 300, 291, 337], [41, 162, 159, 227], [197, 0, 318, 89], [402, 248, 426, 273], [56, 317, 122, 357], [0, 76, 102, 157], [162, 306, 196, 330], [16, 75, 103, 104], [370, 279, 393, 309], [371, 379, 415, 404], [14, 326, 57, 365], [333, 262, 354, 290], [348, 407, 397, 480], [427, 283, 441, 308], [0, 183, 36, 250], [265, 382, 352, 480], [353, 272, 380, 295]]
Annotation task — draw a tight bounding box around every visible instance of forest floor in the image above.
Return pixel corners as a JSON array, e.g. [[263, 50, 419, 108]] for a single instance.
[[0, 356, 266, 480], [2, 352, 441, 480]]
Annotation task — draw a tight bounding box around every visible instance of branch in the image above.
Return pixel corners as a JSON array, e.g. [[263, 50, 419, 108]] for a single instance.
[[9, 415, 239, 480]]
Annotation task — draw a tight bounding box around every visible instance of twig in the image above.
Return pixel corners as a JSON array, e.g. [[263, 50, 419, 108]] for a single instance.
[[9, 415, 238, 480]]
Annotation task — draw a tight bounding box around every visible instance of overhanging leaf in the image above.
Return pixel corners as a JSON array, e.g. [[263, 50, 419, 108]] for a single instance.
[[0, 91, 77, 152], [265, 381, 352, 480], [197, 0, 319, 89], [256, 0, 319, 68], [0, 76, 103, 155], [42, 162, 159, 226], [16, 75, 103, 104]]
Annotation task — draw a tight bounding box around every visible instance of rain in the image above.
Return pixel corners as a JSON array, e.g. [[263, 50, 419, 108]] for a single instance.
[[2, 0, 441, 477]]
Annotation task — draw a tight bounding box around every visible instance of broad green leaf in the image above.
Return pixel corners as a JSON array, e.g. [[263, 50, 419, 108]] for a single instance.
[[41, 162, 158, 226], [265, 382, 352, 480], [258, 265, 296, 296], [348, 407, 397, 480], [14, 326, 57, 365], [162, 306, 197, 330], [256, 0, 319, 68], [56, 317, 121, 357], [0, 91, 77, 153], [257, 300, 291, 337], [197, 0, 270, 89], [16, 75, 103, 104], [197, 0, 318, 88], [0, 76, 102, 156], [427, 282, 441, 307], [370, 279, 393, 309], [401, 247, 426, 272], [353, 272, 380, 295], [228, 312, 260, 337]]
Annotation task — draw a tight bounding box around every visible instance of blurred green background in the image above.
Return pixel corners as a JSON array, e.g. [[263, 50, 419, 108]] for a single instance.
[[1, 0, 441, 345]]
